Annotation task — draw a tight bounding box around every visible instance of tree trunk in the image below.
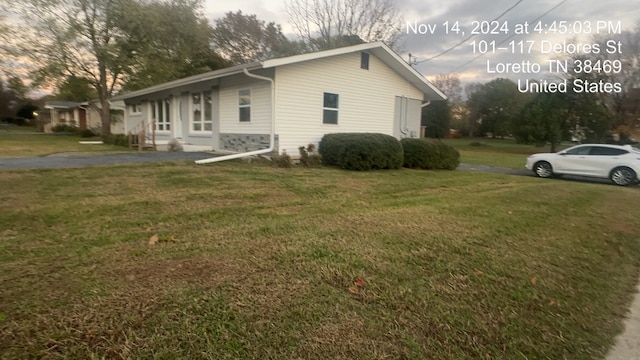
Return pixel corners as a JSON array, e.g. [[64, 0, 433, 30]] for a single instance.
[[101, 99, 111, 135]]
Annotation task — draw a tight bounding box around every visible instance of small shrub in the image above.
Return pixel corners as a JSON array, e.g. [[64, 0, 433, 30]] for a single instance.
[[271, 150, 293, 168], [299, 143, 322, 168], [319, 133, 403, 171], [79, 129, 96, 138], [51, 124, 77, 133], [401, 138, 460, 170], [101, 133, 129, 147], [168, 138, 183, 152]]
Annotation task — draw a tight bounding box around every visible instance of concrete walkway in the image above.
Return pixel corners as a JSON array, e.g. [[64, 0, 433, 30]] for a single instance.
[[606, 281, 640, 359]]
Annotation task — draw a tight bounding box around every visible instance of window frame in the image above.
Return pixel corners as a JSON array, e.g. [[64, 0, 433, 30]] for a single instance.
[[190, 91, 213, 133], [238, 88, 251, 123], [151, 99, 171, 132], [129, 104, 142, 115], [322, 92, 339, 125], [360, 52, 370, 70]]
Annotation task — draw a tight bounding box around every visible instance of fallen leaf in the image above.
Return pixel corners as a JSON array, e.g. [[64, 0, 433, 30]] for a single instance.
[[530, 277, 537, 286], [145, 227, 152, 232], [149, 234, 159, 245], [170, 235, 177, 242], [475, 269, 484, 276], [354, 277, 365, 288], [348, 285, 360, 294]]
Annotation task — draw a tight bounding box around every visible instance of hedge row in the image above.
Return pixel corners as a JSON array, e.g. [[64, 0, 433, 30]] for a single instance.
[[318, 133, 403, 170], [318, 133, 459, 171], [401, 138, 460, 170]]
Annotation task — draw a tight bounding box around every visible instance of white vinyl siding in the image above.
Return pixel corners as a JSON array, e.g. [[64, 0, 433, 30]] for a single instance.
[[218, 81, 271, 134], [274, 52, 423, 154]]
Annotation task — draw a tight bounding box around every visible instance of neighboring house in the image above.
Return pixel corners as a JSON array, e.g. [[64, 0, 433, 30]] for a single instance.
[[110, 42, 447, 154], [43, 100, 125, 134]]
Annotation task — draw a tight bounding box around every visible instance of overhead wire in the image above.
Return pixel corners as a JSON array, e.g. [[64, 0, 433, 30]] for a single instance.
[[446, 0, 569, 74], [415, 0, 525, 64]]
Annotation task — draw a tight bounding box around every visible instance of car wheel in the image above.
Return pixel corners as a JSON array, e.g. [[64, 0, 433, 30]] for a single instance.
[[610, 167, 637, 186], [534, 161, 553, 178]]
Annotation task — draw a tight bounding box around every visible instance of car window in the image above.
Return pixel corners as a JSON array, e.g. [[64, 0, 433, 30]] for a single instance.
[[564, 146, 591, 155], [589, 146, 627, 156]]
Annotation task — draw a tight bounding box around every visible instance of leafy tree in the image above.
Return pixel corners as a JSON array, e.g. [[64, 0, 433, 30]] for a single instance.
[[466, 78, 531, 138], [4, 0, 227, 133], [512, 84, 612, 151], [285, 0, 403, 50], [117, 0, 231, 91], [55, 76, 97, 102], [16, 103, 38, 120], [513, 92, 566, 151], [422, 100, 451, 139], [212, 11, 303, 64], [565, 22, 640, 142]]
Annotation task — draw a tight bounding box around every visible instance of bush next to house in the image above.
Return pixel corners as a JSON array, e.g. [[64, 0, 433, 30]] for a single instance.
[[319, 133, 403, 171], [101, 133, 129, 147], [401, 138, 460, 170], [51, 124, 77, 133]]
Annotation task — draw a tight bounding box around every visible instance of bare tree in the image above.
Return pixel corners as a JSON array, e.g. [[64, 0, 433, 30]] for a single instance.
[[285, 0, 403, 50], [429, 74, 463, 104]]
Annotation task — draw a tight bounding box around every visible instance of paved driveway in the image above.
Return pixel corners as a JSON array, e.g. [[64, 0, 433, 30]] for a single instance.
[[0, 152, 219, 170], [1, 154, 638, 189]]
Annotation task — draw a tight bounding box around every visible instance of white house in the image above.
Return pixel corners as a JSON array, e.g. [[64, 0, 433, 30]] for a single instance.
[[110, 42, 446, 155], [43, 100, 125, 134]]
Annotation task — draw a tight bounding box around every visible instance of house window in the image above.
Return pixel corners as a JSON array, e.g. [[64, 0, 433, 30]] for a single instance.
[[323, 92, 339, 124], [151, 99, 171, 131], [129, 104, 141, 115], [192, 91, 213, 132], [239, 89, 251, 122], [361, 52, 370, 70]]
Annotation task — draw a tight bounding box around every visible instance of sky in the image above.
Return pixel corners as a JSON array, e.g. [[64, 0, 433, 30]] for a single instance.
[[204, 0, 639, 88]]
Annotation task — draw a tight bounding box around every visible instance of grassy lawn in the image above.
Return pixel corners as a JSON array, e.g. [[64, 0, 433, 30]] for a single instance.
[[1, 160, 639, 359], [0, 131, 131, 157], [442, 138, 574, 169]]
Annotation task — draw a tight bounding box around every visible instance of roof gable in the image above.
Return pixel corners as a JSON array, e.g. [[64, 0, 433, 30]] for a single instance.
[[111, 42, 446, 102]]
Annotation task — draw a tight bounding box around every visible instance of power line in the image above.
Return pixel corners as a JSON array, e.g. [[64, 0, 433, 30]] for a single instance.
[[447, 0, 569, 74], [415, 0, 525, 64]]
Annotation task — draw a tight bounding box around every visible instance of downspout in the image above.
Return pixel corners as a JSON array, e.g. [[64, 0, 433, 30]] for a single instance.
[[195, 68, 275, 164]]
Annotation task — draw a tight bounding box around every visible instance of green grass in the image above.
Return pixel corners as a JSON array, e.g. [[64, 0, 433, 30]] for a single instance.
[[1, 161, 639, 359], [442, 138, 575, 169], [0, 132, 131, 157]]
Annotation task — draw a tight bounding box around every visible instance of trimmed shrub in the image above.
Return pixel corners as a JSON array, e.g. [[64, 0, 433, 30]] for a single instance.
[[319, 133, 403, 171], [401, 138, 460, 170], [101, 133, 129, 147], [79, 129, 96, 138], [51, 124, 77, 133]]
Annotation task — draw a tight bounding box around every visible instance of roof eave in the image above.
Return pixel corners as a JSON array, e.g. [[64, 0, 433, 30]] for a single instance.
[[110, 61, 263, 101]]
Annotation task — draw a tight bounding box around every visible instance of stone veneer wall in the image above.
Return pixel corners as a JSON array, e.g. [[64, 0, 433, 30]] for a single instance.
[[220, 133, 278, 153]]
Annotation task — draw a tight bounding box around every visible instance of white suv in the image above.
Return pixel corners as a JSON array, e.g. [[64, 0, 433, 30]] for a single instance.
[[525, 144, 640, 186]]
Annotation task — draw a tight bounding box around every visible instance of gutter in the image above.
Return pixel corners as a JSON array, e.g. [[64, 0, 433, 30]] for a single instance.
[[195, 68, 276, 164]]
